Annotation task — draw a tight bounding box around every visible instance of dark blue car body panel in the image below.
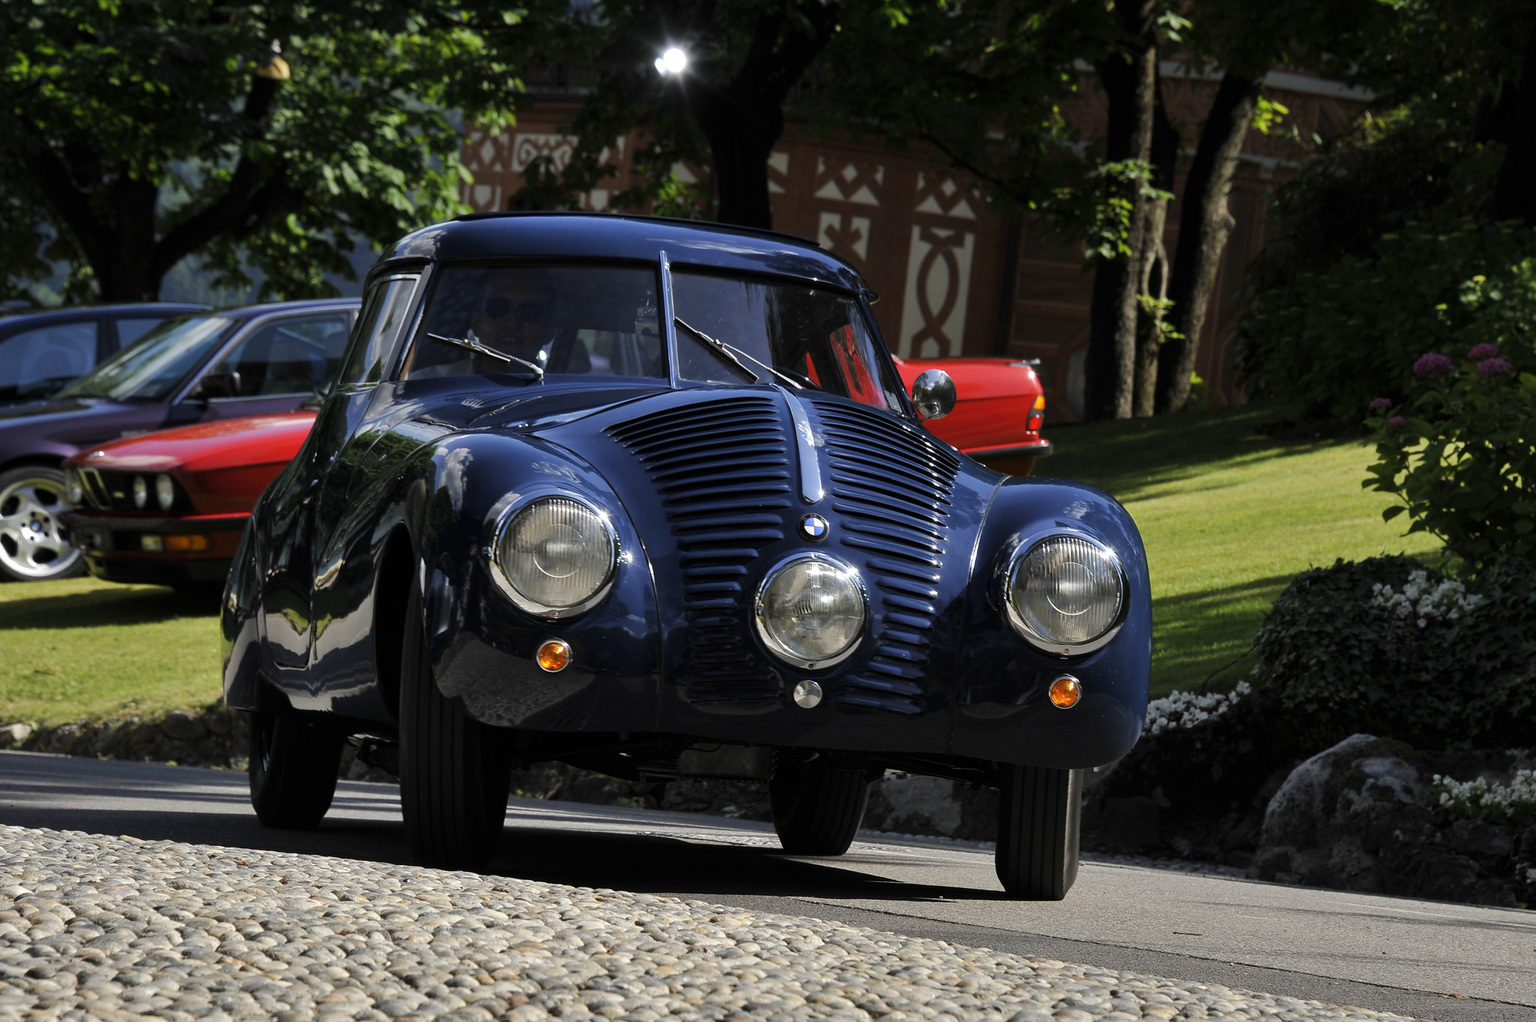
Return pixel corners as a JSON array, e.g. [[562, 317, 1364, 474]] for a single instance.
[[222, 214, 1151, 777]]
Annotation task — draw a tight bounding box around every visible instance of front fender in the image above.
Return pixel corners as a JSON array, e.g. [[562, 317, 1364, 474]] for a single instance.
[[413, 433, 663, 731], [954, 478, 1152, 768]]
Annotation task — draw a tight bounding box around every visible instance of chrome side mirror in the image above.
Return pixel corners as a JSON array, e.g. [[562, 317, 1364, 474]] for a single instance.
[[911, 368, 956, 421]]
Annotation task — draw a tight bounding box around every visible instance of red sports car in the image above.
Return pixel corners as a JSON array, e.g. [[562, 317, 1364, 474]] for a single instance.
[[895, 356, 1052, 475], [60, 411, 316, 592]]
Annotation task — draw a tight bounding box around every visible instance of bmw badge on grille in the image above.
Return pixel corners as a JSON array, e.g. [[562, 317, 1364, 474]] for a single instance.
[[799, 513, 830, 542]]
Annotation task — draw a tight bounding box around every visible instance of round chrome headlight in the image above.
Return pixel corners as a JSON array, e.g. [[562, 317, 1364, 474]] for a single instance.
[[155, 474, 175, 511], [754, 554, 867, 670], [65, 472, 83, 507], [492, 496, 617, 618], [1003, 533, 1126, 656], [132, 475, 148, 509]]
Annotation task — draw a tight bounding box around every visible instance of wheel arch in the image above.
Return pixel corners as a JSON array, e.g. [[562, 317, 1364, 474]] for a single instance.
[[373, 523, 417, 720]]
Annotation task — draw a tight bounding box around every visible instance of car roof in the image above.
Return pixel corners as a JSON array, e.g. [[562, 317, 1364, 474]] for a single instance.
[[210, 297, 361, 320], [383, 212, 869, 294], [0, 302, 210, 326]]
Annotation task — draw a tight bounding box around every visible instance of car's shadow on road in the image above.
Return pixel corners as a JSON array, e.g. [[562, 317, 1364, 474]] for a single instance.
[[0, 763, 1001, 904]]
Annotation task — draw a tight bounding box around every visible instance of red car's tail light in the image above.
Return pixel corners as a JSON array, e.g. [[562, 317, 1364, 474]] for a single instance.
[[1026, 394, 1045, 434]]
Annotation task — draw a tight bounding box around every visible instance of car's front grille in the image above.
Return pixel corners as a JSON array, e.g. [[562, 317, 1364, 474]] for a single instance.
[[78, 469, 147, 513], [809, 397, 960, 715], [607, 396, 793, 701]]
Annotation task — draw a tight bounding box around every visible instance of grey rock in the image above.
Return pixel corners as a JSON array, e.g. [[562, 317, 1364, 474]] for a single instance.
[[0, 722, 32, 749], [160, 711, 207, 742]]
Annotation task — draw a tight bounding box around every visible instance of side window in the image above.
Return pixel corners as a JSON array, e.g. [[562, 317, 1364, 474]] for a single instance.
[[206, 314, 353, 397], [0, 321, 98, 401], [114, 317, 165, 350], [339, 275, 419, 386]]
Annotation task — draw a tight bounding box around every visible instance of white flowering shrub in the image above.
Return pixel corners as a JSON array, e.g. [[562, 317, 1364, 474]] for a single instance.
[[1144, 681, 1252, 736], [1370, 569, 1484, 629], [1434, 769, 1536, 830]]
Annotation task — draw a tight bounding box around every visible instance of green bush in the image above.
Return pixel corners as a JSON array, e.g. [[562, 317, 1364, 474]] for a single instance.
[[1241, 218, 1536, 423], [1250, 555, 1536, 750], [1362, 261, 1536, 571]]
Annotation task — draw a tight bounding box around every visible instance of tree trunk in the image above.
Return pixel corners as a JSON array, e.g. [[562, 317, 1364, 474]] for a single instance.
[[682, 1, 838, 231], [1133, 86, 1179, 418], [688, 89, 782, 229], [1155, 69, 1263, 415], [1489, 19, 1536, 227], [1086, 0, 1158, 421]]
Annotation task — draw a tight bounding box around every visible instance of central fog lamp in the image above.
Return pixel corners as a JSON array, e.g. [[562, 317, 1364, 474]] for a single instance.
[[754, 554, 866, 670]]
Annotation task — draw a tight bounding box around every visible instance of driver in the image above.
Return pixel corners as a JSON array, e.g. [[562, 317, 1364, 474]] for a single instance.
[[469, 267, 559, 367]]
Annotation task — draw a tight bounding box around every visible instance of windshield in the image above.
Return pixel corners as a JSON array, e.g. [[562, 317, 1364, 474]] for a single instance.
[[671, 270, 904, 411], [403, 264, 665, 380], [57, 315, 237, 401]]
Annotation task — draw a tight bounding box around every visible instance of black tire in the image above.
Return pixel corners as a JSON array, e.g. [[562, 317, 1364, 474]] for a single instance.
[[995, 764, 1083, 900], [769, 752, 871, 856], [247, 709, 344, 829], [0, 465, 85, 582], [398, 578, 511, 872]]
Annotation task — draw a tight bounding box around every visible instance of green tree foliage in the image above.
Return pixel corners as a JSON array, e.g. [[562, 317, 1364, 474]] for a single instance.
[[1242, 218, 1536, 422], [0, 0, 524, 303], [1240, 0, 1536, 417]]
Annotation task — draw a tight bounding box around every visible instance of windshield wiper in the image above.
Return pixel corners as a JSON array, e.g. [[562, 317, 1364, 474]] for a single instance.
[[672, 317, 804, 390], [427, 332, 544, 380]]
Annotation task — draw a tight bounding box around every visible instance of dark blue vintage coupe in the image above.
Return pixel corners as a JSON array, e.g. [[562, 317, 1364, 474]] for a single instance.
[[222, 213, 1151, 899]]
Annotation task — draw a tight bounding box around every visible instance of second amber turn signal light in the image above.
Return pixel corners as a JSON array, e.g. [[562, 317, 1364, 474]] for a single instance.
[[1048, 674, 1082, 709], [537, 639, 571, 672]]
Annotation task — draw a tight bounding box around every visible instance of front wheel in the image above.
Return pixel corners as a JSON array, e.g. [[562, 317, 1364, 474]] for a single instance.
[[0, 466, 84, 582], [995, 764, 1083, 900], [769, 752, 871, 856], [398, 578, 511, 872], [247, 710, 344, 829]]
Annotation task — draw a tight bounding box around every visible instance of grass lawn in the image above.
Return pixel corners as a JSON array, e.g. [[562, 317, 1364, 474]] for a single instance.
[[1033, 402, 1441, 697], [0, 577, 221, 728]]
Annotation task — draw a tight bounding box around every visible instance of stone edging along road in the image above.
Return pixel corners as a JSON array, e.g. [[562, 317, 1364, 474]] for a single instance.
[[0, 824, 1418, 1022]]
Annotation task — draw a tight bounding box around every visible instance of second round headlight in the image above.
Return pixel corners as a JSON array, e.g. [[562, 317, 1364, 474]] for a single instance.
[[754, 555, 866, 669], [155, 474, 175, 511], [492, 496, 617, 618], [1004, 533, 1126, 656]]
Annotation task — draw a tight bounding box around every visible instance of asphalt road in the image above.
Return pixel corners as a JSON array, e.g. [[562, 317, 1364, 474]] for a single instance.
[[1, 749, 1531, 1022]]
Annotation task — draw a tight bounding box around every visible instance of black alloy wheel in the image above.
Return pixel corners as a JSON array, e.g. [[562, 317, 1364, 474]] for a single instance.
[[398, 577, 512, 872], [247, 709, 344, 829], [768, 751, 872, 856], [995, 763, 1083, 900]]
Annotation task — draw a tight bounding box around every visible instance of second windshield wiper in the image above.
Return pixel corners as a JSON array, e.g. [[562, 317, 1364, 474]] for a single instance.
[[427, 332, 544, 380], [673, 317, 805, 389]]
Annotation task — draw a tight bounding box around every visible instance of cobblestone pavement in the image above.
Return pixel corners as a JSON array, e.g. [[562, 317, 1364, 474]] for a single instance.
[[0, 825, 1416, 1022]]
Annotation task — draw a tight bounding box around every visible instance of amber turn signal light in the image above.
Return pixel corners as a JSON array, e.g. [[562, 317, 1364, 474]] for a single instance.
[[164, 534, 211, 552], [537, 639, 572, 672], [1048, 674, 1081, 709]]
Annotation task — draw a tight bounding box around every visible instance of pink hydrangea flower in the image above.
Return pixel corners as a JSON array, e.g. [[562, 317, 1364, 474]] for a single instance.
[[1467, 343, 1500, 360], [1413, 352, 1455, 378], [1477, 357, 1513, 377], [1388, 416, 1408, 429], [1369, 397, 1392, 413]]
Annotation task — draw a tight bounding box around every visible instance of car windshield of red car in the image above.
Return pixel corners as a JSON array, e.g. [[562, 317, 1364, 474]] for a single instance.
[[403, 264, 666, 380], [57, 316, 237, 402]]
